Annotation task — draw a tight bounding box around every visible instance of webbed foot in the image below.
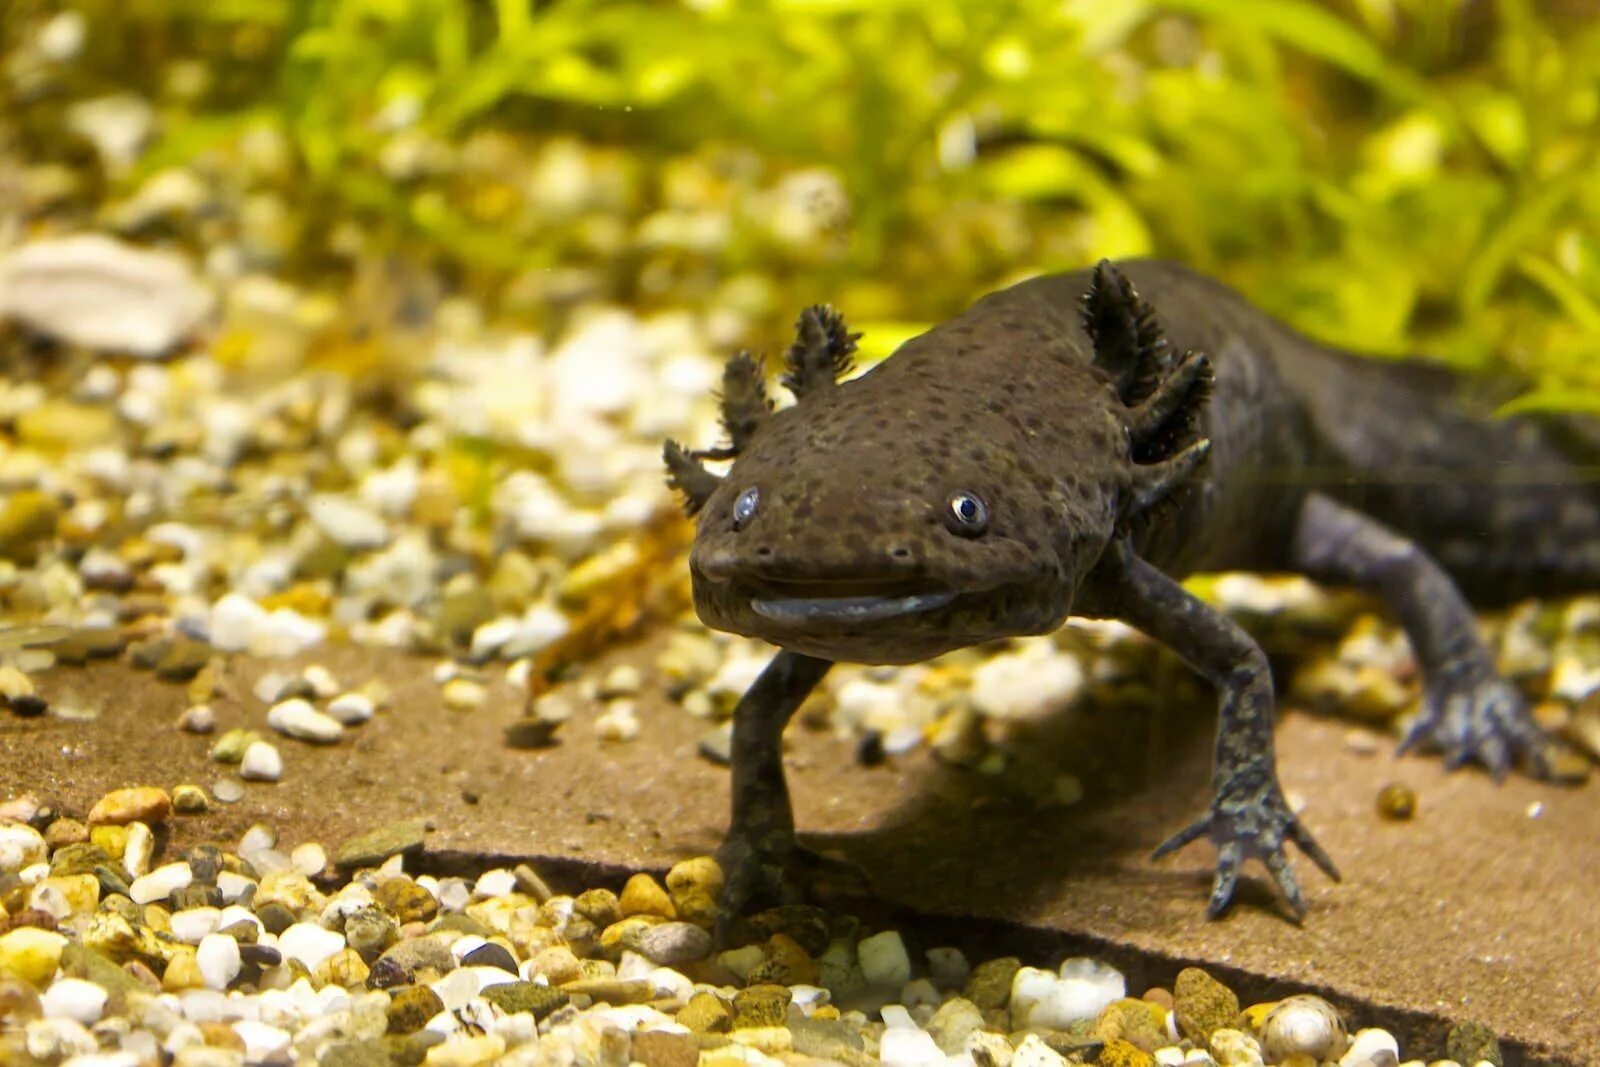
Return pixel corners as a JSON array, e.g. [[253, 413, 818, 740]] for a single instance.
[[1154, 783, 1341, 921], [714, 834, 871, 946], [1402, 664, 1555, 781]]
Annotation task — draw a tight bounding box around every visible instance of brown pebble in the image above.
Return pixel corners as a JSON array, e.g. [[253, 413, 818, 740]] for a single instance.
[[1376, 782, 1417, 821], [44, 819, 89, 849], [631, 1029, 700, 1067], [1141, 988, 1174, 1011], [374, 878, 438, 925], [87, 787, 172, 827]]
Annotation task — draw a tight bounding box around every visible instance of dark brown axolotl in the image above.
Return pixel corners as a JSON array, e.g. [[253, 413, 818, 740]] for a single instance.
[[662, 260, 1598, 923]]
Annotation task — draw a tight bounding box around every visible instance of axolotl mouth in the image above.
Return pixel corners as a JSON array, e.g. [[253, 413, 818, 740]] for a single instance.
[[749, 589, 958, 625]]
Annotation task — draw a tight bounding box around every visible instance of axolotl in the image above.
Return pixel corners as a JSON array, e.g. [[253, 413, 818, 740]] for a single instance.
[[662, 260, 1598, 921]]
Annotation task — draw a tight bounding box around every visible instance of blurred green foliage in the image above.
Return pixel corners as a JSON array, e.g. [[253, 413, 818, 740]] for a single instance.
[[3, 0, 1599, 404]]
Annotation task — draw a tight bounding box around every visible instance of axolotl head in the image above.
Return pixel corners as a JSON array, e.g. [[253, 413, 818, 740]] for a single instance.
[[663, 302, 1134, 665]]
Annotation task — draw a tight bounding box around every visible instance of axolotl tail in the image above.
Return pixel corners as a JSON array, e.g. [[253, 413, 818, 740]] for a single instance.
[[1288, 345, 1600, 606]]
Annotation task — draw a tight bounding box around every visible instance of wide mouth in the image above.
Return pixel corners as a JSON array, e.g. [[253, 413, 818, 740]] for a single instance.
[[749, 588, 957, 625]]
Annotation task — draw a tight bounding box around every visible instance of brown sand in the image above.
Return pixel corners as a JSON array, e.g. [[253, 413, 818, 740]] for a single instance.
[[4, 640, 1595, 1064]]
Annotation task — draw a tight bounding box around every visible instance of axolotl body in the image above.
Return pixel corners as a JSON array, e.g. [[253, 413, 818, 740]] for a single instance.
[[663, 260, 1600, 921]]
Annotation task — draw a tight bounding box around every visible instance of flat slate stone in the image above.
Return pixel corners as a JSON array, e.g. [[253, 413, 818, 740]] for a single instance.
[[3, 639, 1594, 1064]]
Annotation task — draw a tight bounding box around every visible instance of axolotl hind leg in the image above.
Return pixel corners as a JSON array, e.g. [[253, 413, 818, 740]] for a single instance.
[[1289, 492, 1568, 780]]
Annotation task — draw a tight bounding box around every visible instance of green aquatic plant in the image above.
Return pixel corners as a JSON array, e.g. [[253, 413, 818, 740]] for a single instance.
[[2, 0, 1596, 403]]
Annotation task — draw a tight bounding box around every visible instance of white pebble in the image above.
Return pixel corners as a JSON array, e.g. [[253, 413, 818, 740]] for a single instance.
[[879, 1022, 944, 1067], [926, 947, 970, 988], [971, 643, 1083, 720], [1011, 958, 1125, 1030], [1339, 1028, 1400, 1067], [301, 664, 339, 698], [308, 493, 390, 550], [24, 1016, 97, 1060], [266, 698, 343, 744], [216, 871, 256, 903], [277, 922, 346, 970], [231, 1019, 292, 1059], [240, 824, 277, 853], [122, 821, 154, 878], [326, 692, 375, 725], [0, 823, 48, 874], [40, 977, 108, 1024], [196, 933, 242, 990], [169, 907, 222, 944], [594, 702, 641, 742], [1012, 1032, 1071, 1067], [240, 741, 283, 781], [1262, 995, 1348, 1062], [858, 930, 912, 989], [209, 593, 270, 653], [471, 617, 520, 659], [473, 869, 517, 898], [177, 705, 216, 734], [129, 862, 193, 905], [291, 843, 327, 877]]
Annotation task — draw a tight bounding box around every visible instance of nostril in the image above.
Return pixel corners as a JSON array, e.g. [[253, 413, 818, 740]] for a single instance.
[[889, 546, 913, 562], [755, 545, 773, 558]]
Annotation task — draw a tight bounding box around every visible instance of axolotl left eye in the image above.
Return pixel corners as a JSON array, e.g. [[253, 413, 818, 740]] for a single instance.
[[944, 490, 989, 536], [732, 487, 760, 530]]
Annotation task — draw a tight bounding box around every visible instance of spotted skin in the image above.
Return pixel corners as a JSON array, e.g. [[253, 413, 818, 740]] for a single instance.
[[667, 259, 1600, 923]]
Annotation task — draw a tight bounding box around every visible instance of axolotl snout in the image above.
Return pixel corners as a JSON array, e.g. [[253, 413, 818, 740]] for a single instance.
[[686, 307, 1130, 664]]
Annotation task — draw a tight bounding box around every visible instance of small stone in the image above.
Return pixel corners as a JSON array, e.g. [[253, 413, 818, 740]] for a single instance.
[[1175, 967, 1240, 1043], [442, 677, 487, 712], [460, 941, 518, 974], [1445, 1022, 1501, 1067], [0, 666, 37, 704], [633, 921, 713, 966], [631, 1029, 699, 1067], [1376, 783, 1417, 821], [1261, 995, 1348, 1062], [1210, 1028, 1265, 1067], [676, 991, 732, 1033], [240, 741, 283, 781], [87, 787, 172, 827], [480, 980, 569, 1019], [1338, 1028, 1399, 1067], [38, 976, 107, 1025], [618, 873, 675, 919], [129, 862, 192, 905], [0, 926, 69, 986], [313, 946, 370, 988], [0, 824, 48, 874], [177, 705, 217, 733], [387, 984, 445, 1034], [859, 929, 912, 989], [1099, 1038, 1157, 1067], [211, 778, 245, 803], [343, 908, 398, 961], [748, 932, 815, 986], [965, 955, 1021, 1010], [374, 877, 438, 924], [278, 921, 346, 969], [926, 996, 985, 1054], [196, 932, 241, 990], [267, 698, 344, 744], [156, 639, 212, 682], [172, 784, 209, 813], [731, 984, 792, 1029], [1012, 959, 1126, 1031], [209, 728, 261, 764], [328, 692, 376, 725], [1095, 998, 1169, 1053], [574, 888, 621, 926], [336, 820, 429, 868]]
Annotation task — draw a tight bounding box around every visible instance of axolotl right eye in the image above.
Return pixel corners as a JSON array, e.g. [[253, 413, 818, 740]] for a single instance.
[[732, 487, 760, 530], [944, 490, 989, 536]]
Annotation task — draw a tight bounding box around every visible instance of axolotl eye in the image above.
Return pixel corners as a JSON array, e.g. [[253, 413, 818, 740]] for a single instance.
[[945, 490, 989, 536], [732, 487, 760, 530]]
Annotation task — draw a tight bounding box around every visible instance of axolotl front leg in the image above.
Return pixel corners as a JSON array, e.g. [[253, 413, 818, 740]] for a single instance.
[[714, 650, 874, 938], [1086, 539, 1342, 919]]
